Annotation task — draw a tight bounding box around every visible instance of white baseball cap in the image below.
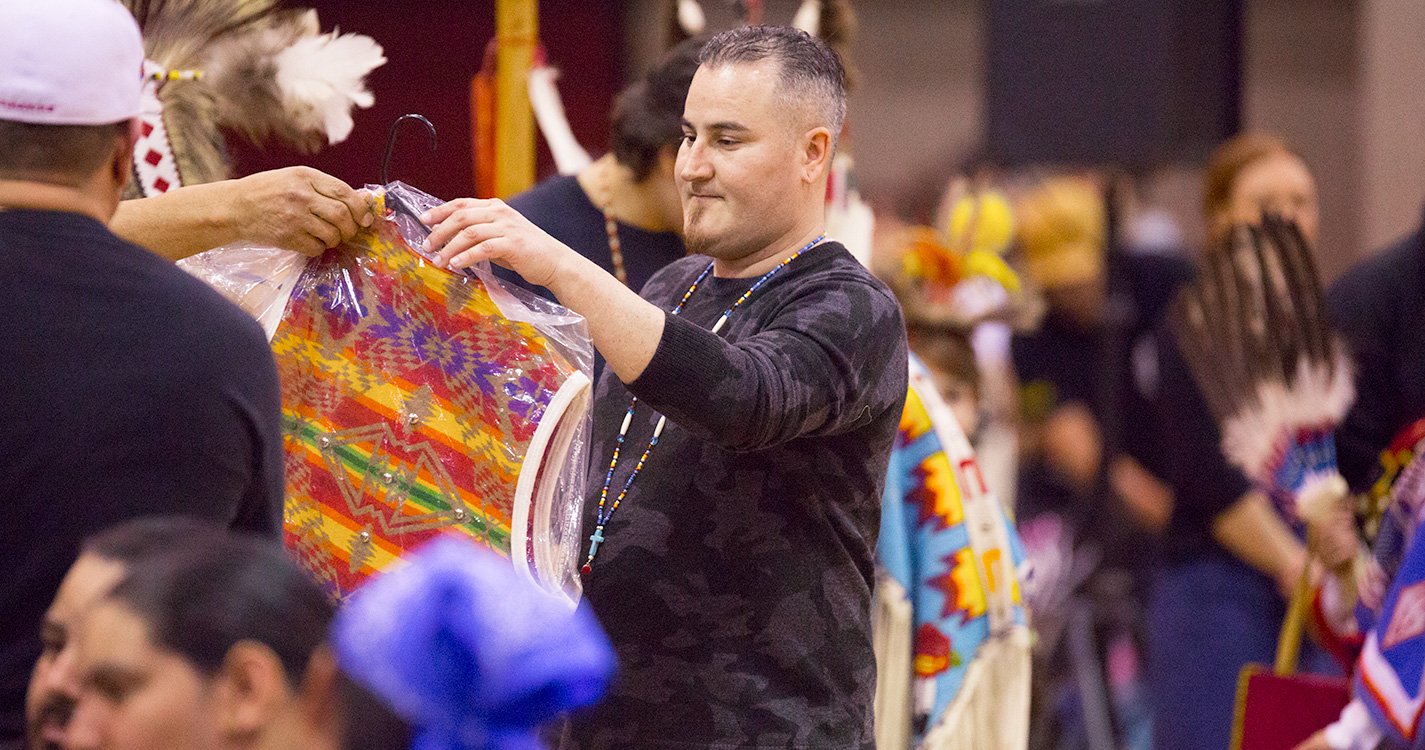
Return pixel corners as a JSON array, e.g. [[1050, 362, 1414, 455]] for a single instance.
[[0, 0, 143, 125]]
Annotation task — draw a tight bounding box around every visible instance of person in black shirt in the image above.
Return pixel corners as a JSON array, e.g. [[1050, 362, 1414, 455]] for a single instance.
[[0, 3, 283, 746], [1011, 176, 1188, 573], [1009, 175, 1185, 749], [498, 40, 702, 300], [1148, 133, 1338, 750], [424, 26, 907, 748], [1327, 207, 1425, 493]]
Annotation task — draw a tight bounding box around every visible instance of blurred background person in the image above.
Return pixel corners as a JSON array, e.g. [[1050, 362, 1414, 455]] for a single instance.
[[1289, 178, 1425, 750], [1147, 132, 1340, 750], [1009, 174, 1186, 750], [496, 39, 702, 381], [1203, 132, 1320, 247], [499, 39, 703, 299], [870, 206, 1033, 750], [1328, 203, 1425, 497]]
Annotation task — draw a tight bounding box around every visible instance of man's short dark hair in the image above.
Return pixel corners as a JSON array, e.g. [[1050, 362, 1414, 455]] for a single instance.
[[698, 25, 848, 147], [103, 533, 333, 684], [338, 672, 412, 750], [610, 38, 704, 182], [0, 119, 128, 183], [81, 516, 226, 567]]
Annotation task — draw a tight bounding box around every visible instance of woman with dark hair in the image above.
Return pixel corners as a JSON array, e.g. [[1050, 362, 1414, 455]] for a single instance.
[[499, 38, 704, 302]]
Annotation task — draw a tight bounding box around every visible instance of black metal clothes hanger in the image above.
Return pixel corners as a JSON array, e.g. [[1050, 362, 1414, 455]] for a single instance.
[[380, 113, 438, 240]]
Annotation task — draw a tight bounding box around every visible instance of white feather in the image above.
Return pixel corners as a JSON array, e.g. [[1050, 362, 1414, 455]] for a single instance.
[[1219, 349, 1356, 481], [273, 29, 386, 144], [677, 0, 706, 35], [528, 66, 591, 175], [792, 0, 823, 36]]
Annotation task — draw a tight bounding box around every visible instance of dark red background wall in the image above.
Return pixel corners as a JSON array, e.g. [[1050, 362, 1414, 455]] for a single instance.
[[228, 1, 622, 202]]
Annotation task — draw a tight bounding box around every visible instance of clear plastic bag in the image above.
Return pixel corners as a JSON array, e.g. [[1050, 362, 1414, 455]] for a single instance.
[[176, 243, 306, 340], [180, 182, 594, 606]]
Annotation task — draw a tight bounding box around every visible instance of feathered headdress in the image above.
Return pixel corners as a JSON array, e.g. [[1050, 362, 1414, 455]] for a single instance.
[[1171, 215, 1355, 521], [121, 0, 385, 198], [875, 189, 1026, 331]]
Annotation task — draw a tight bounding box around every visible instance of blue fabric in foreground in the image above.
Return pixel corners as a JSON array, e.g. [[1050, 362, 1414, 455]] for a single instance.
[[331, 537, 615, 750]]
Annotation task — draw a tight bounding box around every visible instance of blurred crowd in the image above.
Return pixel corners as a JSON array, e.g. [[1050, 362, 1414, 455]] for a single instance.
[[5, 1, 1425, 750]]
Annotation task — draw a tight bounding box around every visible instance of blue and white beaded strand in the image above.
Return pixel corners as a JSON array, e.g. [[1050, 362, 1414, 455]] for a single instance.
[[581, 235, 825, 575]]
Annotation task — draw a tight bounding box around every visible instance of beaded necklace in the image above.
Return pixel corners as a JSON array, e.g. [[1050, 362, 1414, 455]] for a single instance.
[[602, 212, 629, 286], [581, 234, 827, 575]]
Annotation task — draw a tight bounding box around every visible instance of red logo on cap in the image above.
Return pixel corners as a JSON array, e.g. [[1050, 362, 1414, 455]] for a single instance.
[[0, 98, 56, 113]]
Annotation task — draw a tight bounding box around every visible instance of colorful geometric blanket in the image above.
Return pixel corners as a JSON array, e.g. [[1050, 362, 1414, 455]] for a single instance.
[[270, 187, 591, 605]]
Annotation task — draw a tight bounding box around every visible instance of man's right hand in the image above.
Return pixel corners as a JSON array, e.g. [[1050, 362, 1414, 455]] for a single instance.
[[112, 166, 375, 262], [421, 197, 574, 288], [225, 167, 374, 257]]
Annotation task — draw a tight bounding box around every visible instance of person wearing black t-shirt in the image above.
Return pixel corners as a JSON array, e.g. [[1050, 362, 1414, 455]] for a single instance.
[[0, 3, 283, 747], [499, 40, 702, 300]]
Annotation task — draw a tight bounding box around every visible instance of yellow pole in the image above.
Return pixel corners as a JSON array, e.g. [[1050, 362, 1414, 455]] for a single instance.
[[495, 0, 536, 198]]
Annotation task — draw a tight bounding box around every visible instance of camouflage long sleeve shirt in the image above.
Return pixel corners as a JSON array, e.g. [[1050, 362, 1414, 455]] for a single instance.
[[567, 242, 908, 749]]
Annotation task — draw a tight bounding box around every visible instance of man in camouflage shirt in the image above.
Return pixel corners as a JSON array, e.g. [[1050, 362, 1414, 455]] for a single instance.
[[423, 25, 908, 749]]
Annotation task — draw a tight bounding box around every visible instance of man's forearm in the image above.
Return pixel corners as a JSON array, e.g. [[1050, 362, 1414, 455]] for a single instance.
[[544, 252, 666, 383], [111, 181, 239, 261]]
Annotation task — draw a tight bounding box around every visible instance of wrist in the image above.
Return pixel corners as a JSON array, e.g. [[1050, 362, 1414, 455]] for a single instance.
[[1277, 548, 1309, 595], [540, 245, 595, 303], [205, 180, 243, 244]]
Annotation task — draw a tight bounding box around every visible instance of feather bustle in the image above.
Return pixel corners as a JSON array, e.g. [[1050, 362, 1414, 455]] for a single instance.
[[1170, 215, 1356, 519]]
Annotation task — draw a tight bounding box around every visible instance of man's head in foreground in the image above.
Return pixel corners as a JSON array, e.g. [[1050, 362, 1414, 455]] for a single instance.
[[0, 0, 144, 221], [26, 518, 223, 750], [62, 532, 338, 750]]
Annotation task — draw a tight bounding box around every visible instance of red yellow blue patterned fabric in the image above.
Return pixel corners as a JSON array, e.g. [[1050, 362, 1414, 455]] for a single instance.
[[274, 206, 589, 603]]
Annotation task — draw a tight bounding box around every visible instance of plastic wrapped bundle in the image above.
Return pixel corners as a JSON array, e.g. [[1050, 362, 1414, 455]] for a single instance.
[[184, 183, 594, 606]]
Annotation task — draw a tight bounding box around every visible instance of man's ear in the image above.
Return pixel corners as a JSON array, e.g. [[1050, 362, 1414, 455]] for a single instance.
[[800, 127, 833, 185], [111, 120, 139, 186], [214, 641, 293, 740]]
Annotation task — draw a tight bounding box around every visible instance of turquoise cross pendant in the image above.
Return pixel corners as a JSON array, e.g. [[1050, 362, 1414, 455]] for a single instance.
[[582, 527, 606, 576]]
